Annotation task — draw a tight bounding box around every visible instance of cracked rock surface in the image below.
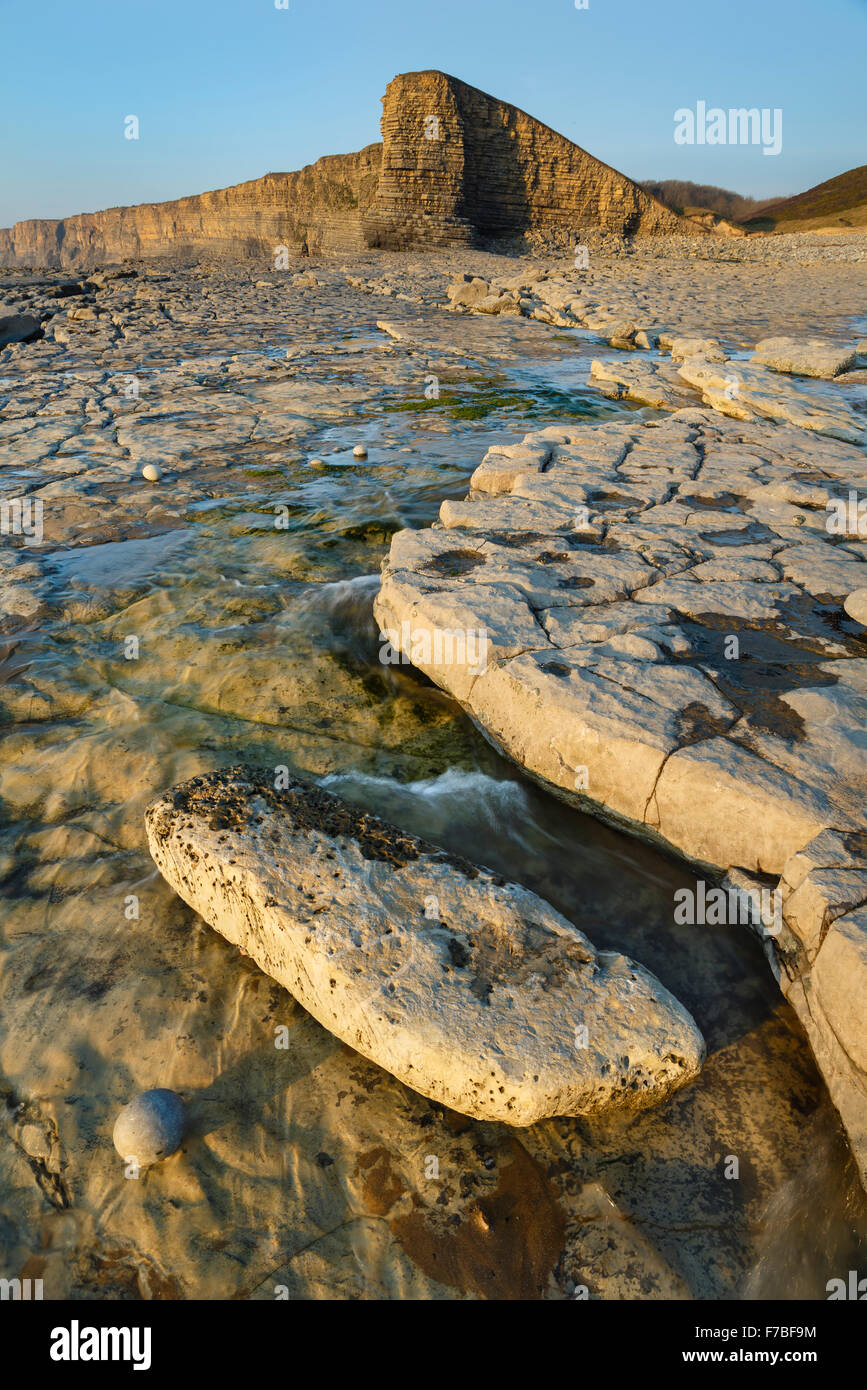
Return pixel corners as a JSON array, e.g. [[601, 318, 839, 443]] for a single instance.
[[375, 407, 867, 1184], [2, 242, 865, 1298]]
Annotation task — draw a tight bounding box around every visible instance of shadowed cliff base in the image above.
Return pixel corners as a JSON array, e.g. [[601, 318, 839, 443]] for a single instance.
[[0, 71, 697, 269]]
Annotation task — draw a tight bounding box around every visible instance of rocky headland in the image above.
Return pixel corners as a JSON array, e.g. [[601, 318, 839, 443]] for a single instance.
[[0, 71, 690, 269], [1, 78, 866, 1299]]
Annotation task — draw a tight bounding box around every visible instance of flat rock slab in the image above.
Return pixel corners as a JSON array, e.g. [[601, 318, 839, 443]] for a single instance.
[[145, 769, 705, 1126], [753, 336, 857, 379], [677, 357, 865, 444], [590, 354, 865, 444], [374, 407, 867, 1185], [590, 356, 695, 410], [669, 336, 728, 363]]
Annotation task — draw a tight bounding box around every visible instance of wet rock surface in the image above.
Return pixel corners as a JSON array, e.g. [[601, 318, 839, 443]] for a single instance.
[[376, 403, 867, 1187], [1, 239, 866, 1298]]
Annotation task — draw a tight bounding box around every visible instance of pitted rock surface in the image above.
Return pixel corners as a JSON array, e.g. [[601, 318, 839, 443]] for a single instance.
[[146, 768, 705, 1126]]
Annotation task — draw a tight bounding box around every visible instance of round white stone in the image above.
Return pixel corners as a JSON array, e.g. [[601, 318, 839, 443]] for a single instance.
[[308, 457, 325, 467], [352, 444, 368, 459], [112, 1089, 186, 1167], [142, 463, 163, 482], [20, 1123, 51, 1159], [844, 588, 867, 627]]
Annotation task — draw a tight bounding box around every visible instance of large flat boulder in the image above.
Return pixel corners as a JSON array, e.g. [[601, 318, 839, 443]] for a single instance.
[[676, 357, 865, 444], [669, 335, 728, 363], [145, 769, 705, 1126], [752, 336, 856, 379], [587, 347, 864, 445], [589, 356, 693, 410]]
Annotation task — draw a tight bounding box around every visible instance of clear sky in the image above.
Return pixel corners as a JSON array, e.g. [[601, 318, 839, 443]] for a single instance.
[[2, 0, 865, 226]]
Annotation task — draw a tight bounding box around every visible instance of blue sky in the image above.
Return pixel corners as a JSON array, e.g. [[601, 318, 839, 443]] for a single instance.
[[2, 0, 864, 225]]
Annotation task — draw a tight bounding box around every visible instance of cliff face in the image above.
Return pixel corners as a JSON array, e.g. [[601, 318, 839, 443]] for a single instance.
[[364, 71, 689, 249], [0, 147, 383, 269], [0, 72, 694, 267]]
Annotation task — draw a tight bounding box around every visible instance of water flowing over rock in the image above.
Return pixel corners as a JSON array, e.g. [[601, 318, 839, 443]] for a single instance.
[[2, 237, 865, 1297], [145, 769, 705, 1125], [374, 408, 867, 1186]]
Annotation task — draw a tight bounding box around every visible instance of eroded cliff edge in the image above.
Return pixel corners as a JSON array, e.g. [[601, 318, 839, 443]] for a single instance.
[[0, 71, 693, 268]]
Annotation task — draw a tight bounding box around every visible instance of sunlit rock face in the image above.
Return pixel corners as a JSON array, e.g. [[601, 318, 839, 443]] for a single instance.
[[0, 151, 384, 268], [145, 768, 706, 1126], [0, 71, 691, 269], [363, 71, 690, 250], [375, 406, 867, 1187]]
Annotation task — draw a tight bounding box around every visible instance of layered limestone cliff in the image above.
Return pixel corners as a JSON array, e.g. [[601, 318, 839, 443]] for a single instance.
[[0, 148, 382, 269], [364, 71, 691, 248], [0, 71, 693, 268]]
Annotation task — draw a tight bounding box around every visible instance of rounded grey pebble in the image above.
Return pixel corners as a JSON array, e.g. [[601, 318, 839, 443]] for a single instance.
[[352, 444, 368, 459], [112, 1089, 186, 1166]]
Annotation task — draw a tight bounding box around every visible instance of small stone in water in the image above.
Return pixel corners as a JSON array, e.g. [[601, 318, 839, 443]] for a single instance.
[[308, 457, 325, 467], [20, 1123, 51, 1159], [142, 463, 163, 482], [352, 444, 368, 459], [112, 1088, 186, 1166]]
